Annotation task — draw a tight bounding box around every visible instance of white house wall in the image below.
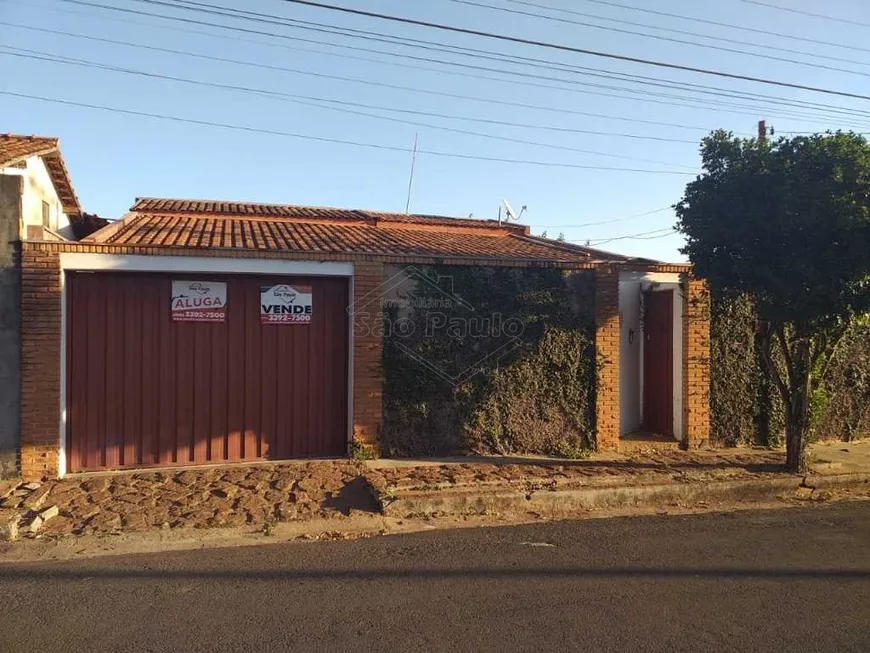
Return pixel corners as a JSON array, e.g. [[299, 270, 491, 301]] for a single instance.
[[1, 156, 69, 237]]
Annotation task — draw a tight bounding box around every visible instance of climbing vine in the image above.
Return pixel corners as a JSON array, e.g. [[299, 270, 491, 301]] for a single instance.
[[382, 265, 597, 457], [711, 292, 869, 446]]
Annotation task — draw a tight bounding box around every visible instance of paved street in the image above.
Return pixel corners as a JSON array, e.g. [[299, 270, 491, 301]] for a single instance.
[[1, 503, 869, 652]]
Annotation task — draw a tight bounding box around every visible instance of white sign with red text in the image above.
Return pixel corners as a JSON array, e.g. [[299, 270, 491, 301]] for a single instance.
[[260, 284, 313, 325], [171, 280, 227, 322]]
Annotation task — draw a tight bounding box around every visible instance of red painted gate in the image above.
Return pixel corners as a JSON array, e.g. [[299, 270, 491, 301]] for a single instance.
[[66, 272, 349, 472]]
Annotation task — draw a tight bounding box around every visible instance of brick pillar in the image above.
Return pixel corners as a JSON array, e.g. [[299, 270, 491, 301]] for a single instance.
[[594, 264, 620, 451], [684, 277, 711, 449], [351, 260, 385, 453], [19, 244, 63, 480]]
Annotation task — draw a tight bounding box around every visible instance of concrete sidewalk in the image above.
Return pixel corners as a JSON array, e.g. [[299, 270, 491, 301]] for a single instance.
[[0, 441, 868, 555], [362, 441, 870, 518]]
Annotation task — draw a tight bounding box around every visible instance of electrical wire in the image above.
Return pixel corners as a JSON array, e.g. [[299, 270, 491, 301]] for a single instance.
[[447, 0, 870, 76], [0, 90, 698, 174], [582, 227, 678, 245], [563, 0, 870, 56], [49, 0, 749, 132], [0, 22, 700, 143], [497, 1, 870, 68], [152, 0, 870, 124], [275, 0, 870, 101], [535, 206, 673, 229], [0, 45, 701, 169], [155, 0, 870, 118], [740, 0, 870, 29], [49, 0, 870, 127]]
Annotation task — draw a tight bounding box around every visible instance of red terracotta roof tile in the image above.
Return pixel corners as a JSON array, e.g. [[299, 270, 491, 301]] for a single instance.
[[90, 212, 614, 262], [0, 134, 82, 216], [131, 197, 523, 232], [0, 134, 58, 166], [82, 197, 642, 262]]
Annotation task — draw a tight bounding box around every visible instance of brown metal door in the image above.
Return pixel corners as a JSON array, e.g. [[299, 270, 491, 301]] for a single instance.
[[643, 290, 674, 436], [66, 272, 349, 472]]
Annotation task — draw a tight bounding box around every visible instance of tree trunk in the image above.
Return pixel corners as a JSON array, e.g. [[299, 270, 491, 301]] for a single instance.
[[757, 325, 812, 473], [785, 400, 808, 473], [784, 342, 812, 474]]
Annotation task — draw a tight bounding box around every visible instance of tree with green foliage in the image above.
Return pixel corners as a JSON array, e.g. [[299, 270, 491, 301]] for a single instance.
[[676, 130, 870, 472]]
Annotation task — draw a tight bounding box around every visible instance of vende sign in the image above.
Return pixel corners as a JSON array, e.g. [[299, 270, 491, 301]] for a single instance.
[[261, 284, 313, 325], [171, 280, 227, 322]]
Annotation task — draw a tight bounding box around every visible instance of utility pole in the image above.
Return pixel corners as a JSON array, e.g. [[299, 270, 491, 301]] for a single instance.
[[758, 120, 767, 143]]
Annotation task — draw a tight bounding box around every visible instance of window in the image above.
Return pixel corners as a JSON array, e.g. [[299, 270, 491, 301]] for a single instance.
[[42, 200, 51, 228]]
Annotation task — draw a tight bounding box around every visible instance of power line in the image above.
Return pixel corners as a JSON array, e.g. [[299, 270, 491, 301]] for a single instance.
[[535, 206, 674, 229], [496, 0, 870, 68], [122, 0, 870, 125], [448, 0, 870, 76], [0, 22, 702, 143], [49, 0, 870, 127], [54, 0, 748, 131], [155, 0, 870, 121], [0, 90, 697, 174], [117, 0, 870, 120], [566, 0, 870, 55], [740, 0, 870, 29], [582, 227, 678, 245], [276, 0, 870, 101], [0, 46, 700, 169]]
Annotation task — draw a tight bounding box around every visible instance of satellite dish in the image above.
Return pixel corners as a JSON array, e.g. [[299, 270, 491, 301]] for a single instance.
[[502, 200, 527, 222]]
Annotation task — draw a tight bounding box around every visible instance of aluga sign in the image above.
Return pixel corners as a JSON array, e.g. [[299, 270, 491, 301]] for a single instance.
[[170, 280, 228, 322], [261, 284, 313, 324]]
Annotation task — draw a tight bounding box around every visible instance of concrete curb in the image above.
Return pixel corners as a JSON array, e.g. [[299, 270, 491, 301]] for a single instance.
[[804, 472, 870, 490], [378, 473, 870, 518]]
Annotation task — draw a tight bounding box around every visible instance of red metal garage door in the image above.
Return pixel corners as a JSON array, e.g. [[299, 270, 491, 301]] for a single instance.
[[66, 272, 349, 472]]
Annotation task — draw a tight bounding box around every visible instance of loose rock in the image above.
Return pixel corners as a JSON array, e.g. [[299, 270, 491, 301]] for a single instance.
[[22, 484, 53, 511], [39, 505, 60, 522], [0, 508, 21, 542]]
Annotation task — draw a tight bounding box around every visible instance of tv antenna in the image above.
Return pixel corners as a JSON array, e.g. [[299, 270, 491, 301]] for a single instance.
[[405, 133, 419, 214]]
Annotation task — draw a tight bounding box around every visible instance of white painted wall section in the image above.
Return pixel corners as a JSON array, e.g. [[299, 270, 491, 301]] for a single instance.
[[1, 156, 73, 239], [618, 280, 642, 435], [618, 272, 685, 441]]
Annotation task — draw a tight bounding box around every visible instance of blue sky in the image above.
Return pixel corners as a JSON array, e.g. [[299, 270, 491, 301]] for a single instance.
[[2, 0, 869, 261]]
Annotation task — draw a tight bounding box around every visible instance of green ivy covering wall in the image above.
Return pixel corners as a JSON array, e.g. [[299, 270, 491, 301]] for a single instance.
[[812, 321, 870, 441], [382, 265, 597, 457], [711, 293, 869, 445]]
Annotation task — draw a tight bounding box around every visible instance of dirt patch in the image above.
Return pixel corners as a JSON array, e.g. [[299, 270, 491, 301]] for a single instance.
[[2, 461, 378, 541]]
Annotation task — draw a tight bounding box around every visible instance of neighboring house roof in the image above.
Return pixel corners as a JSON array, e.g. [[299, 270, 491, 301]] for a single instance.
[[70, 212, 111, 241], [130, 198, 526, 233], [84, 197, 648, 264], [0, 134, 82, 216]]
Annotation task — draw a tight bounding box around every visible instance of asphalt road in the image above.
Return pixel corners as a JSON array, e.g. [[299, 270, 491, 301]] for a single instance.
[[2, 503, 869, 653]]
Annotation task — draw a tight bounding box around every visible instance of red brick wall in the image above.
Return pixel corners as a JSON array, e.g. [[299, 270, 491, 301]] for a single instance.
[[684, 278, 711, 448], [17, 240, 708, 475], [594, 264, 620, 451], [18, 244, 388, 478], [351, 261, 384, 450], [19, 245, 62, 480]]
